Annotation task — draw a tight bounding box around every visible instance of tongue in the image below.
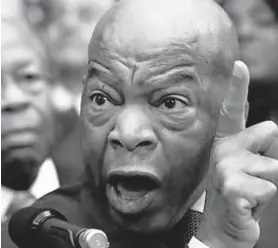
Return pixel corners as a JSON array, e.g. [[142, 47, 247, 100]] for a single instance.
[[116, 178, 153, 199]]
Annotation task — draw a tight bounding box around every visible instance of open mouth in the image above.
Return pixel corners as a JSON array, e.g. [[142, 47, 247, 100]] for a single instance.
[[110, 175, 158, 198], [106, 171, 160, 215]]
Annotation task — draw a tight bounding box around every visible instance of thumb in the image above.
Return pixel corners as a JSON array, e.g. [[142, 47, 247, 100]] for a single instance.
[[216, 60, 250, 139]]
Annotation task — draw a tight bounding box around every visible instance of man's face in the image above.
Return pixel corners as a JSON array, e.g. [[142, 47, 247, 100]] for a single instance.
[[224, 0, 278, 83], [80, 11, 228, 231], [1, 25, 54, 190], [46, 0, 114, 69]]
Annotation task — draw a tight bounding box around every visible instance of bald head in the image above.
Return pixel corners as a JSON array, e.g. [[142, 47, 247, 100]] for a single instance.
[[89, 0, 238, 78], [81, 0, 245, 233]]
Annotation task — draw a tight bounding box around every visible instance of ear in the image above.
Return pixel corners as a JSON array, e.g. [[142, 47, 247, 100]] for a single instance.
[[215, 60, 250, 139]]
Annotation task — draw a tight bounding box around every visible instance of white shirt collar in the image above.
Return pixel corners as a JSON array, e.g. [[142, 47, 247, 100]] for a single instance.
[[190, 191, 206, 213], [29, 158, 60, 199], [1, 186, 15, 220]]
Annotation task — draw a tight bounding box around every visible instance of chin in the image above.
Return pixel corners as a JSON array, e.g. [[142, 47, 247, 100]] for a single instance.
[[108, 201, 181, 234], [102, 162, 196, 233], [1, 150, 44, 190]]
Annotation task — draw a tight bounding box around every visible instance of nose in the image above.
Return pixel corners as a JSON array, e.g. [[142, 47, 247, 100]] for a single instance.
[[1, 75, 29, 113], [108, 106, 158, 152]]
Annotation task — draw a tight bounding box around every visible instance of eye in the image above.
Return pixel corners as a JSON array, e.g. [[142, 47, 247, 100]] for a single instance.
[[89, 92, 114, 109], [16, 71, 46, 92], [18, 72, 43, 85], [158, 96, 188, 110], [24, 73, 41, 82]]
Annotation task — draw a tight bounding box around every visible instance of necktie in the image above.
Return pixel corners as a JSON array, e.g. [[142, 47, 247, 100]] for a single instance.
[[161, 210, 203, 248], [183, 210, 203, 245]]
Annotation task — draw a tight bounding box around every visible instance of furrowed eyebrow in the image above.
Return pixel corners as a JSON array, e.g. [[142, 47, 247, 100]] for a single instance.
[[86, 61, 112, 80], [140, 66, 198, 87], [87, 66, 97, 78], [88, 61, 111, 73], [86, 61, 121, 89]]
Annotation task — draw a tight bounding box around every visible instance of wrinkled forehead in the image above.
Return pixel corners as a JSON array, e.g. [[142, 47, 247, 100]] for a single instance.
[[89, 0, 235, 69]]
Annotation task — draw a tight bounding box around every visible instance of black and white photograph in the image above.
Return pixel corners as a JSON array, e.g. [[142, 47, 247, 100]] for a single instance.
[[1, 0, 278, 247]]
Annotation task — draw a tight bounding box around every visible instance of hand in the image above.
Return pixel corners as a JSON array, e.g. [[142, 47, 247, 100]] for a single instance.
[[196, 61, 278, 248]]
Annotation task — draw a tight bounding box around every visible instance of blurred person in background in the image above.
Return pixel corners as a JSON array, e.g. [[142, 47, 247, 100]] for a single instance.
[[2, 19, 56, 222], [21, 0, 117, 180], [21, 0, 116, 170], [24, 0, 115, 112], [223, 0, 278, 126], [1, 15, 83, 227], [223, 0, 278, 247]]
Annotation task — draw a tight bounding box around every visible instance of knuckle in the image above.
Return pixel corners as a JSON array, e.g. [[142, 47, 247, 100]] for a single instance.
[[261, 120, 277, 130], [266, 182, 277, 197], [272, 161, 278, 182], [213, 137, 239, 160], [221, 176, 241, 198], [253, 121, 277, 138], [215, 157, 238, 177], [211, 143, 224, 162], [214, 160, 227, 185]]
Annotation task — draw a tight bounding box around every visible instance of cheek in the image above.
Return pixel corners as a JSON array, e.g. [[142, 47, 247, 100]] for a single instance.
[[156, 108, 197, 132], [81, 116, 114, 186], [32, 91, 53, 126], [160, 115, 214, 199], [84, 96, 119, 127], [16, 89, 52, 130], [81, 111, 113, 165], [80, 97, 119, 159]]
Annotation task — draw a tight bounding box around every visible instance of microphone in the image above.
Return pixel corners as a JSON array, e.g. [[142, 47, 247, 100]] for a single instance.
[[9, 207, 110, 248]]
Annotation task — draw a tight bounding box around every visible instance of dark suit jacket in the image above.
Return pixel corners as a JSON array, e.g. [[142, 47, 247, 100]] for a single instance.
[[2, 180, 201, 248], [51, 107, 84, 185]]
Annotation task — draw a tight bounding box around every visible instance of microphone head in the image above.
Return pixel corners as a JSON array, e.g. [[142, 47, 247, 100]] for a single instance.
[[9, 207, 67, 248]]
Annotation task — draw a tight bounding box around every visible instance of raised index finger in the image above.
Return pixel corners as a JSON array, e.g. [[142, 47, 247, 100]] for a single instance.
[[215, 60, 250, 139]]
